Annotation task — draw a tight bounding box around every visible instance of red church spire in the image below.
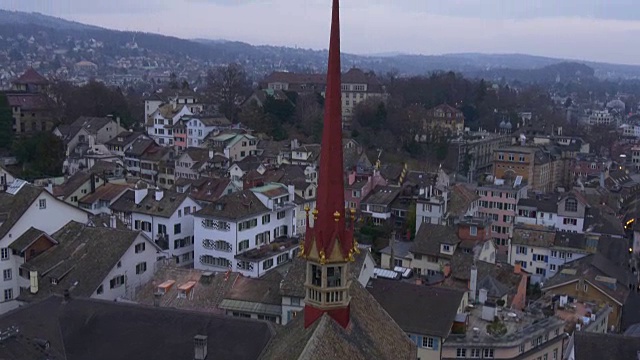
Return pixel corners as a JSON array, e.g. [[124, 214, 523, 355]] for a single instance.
[[300, 0, 358, 329]]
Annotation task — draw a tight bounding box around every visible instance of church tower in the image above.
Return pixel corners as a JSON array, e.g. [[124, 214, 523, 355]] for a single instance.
[[300, 0, 359, 329]]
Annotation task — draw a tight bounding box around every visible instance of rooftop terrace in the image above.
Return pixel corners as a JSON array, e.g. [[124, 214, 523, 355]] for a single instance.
[[235, 237, 300, 262]]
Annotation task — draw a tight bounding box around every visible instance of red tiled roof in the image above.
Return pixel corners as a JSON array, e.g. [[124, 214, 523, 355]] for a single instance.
[[13, 68, 48, 85]]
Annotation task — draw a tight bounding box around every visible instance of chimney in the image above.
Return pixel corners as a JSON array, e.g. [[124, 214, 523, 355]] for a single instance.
[[469, 265, 478, 303], [116, 116, 121, 131], [110, 215, 117, 229], [514, 263, 522, 274], [194, 335, 208, 360], [155, 187, 164, 202], [153, 292, 162, 307], [134, 186, 148, 205]]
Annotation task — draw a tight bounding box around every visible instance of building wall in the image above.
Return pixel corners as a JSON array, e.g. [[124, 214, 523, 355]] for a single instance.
[[493, 149, 535, 184], [130, 196, 200, 265], [92, 234, 159, 301], [227, 136, 258, 162], [477, 187, 525, 253], [63, 176, 105, 206], [0, 191, 89, 314], [193, 208, 296, 276]]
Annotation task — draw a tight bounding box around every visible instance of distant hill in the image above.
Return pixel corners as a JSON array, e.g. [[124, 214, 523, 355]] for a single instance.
[[0, 9, 639, 81]]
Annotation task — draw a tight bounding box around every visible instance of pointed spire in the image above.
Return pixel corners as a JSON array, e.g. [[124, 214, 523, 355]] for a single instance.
[[303, 0, 352, 260], [301, 0, 357, 330]]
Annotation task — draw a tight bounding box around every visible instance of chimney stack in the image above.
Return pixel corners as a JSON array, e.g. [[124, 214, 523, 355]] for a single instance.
[[110, 215, 117, 229], [153, 292, 162, 307], [155, 187, 164, 202], [470, 265, 478, 303], [194, 335, 208, 360], [134, 185, 148, 205]]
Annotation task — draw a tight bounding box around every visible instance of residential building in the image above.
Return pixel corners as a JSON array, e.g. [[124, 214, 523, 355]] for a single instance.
[[416, 182, 479, 231], [19, 221, 160, 303], [344, 169, 387, 211], [184, 116, 232, 148], [289, 143, 321, 167], [193, 184, 298, 278], [0, 166, 16, 193], [422, 103, 466, 138], [209, 133, 258, 162], [542, 254, 635, 330], [441, 303, 566, 360], [340, 68, 386, 129], [0, 182, 89, 313], [146, 104, 192, 146], [175, 147, 214, 180], [261, 72, 326, 93], [516, 195, 560, 227], [368, 279, 467, 360], [70, 116, 124, 144], [52, 171, 105, 207], [360, 186, 402, 226], [77, 183, 129, 215], [556, 190, 590, 233], [407, 224, 460, 275], [509, 226, 594, 283], [165, 89, 204, 114], [110, 187, 201, 266], [139, 146, 170, 183], [588, 110, 614, 126], [445, 130, 511, 181], [243, 89, 292, 109], [476, 181, 528, 253], [493, 145, 571, 193], [7, 68, 56, 134], [123, 138, 156, 178], [143, 92, 165, 121], [104, 131, 150, 157]]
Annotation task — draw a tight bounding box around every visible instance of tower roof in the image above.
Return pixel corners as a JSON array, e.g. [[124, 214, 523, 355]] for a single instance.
[[301, 0, 355, 263], [13, 67, 48, 85]]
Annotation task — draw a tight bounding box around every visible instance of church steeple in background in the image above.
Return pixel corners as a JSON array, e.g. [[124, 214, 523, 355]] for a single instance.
[[300, 0, 359, 329]]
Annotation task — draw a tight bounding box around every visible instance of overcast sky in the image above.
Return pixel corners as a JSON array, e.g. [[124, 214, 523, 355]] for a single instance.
[[2, 0, 640, 65]]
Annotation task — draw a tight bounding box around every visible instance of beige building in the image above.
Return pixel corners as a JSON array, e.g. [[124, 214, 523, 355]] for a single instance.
[[340, 68, 386, 129], [209, 133, 258, 162]]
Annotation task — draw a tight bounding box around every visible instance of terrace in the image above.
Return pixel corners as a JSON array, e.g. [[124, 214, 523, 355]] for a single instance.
[[235, 237, 300, 263]]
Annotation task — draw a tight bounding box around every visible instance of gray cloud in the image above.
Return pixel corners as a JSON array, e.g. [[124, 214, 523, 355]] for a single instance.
[[2, 0, 640, 64]]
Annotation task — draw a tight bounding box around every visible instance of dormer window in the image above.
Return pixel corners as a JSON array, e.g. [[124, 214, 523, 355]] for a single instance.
[[565, 198, 578, 212]]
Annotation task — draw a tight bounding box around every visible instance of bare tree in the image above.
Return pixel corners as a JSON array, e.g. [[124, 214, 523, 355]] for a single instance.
[[205, 63, 251, 121]]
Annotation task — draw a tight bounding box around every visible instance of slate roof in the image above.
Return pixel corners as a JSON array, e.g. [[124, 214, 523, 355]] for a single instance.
[[70, 116, 112, 135], [21, 221, 148, 300], [199, 117, 231, 127], [449, 253, 523, 296], [0, 295, 274, 360], [6, 93, 53, 110], [448, 183, 479, 217], [188, 177, 233, 203], [511, 225, 556, 247], [552, 232, 589, 251], [55, 125, 84, 144], [361, 186, 400, 206], [223, 275, 283, 306], [195, 190, 269, 221], [584, 205, 625, 237], [517, 196, 558, 213], [367, 278, 464, 338], [124, 138, 155, 157], [7, 227, 53, 253], [109, 189, 191, 218], [411, 224, 459, 257], [54, 171, 92, 199], [181, 147, 210, 163], [13, 67, 48, 85], [78, 183, 129, 205], [260, 280, 415, 360], [574, 332, 640, 360], [104, 131, 146, 147], [0, 184, 43, 241], [542, 254, 633, 305]]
